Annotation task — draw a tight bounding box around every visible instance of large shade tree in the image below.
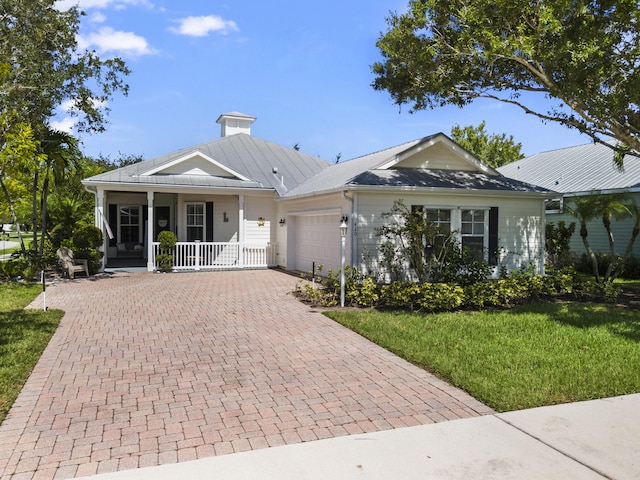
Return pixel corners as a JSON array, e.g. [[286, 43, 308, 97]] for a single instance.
[[0, 0, 130, 258], [450, 121, 524, 167], [372, 0, 640, 163]]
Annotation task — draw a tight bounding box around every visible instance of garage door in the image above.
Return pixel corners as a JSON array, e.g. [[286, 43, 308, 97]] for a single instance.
[[293, 214, 341, 274]]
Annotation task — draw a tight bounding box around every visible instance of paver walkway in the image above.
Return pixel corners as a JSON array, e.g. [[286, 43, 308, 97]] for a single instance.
[[0, 270, 492, 479]]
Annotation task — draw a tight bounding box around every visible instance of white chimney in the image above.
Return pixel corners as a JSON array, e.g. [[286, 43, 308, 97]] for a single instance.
[[216, 111, 257, 137]]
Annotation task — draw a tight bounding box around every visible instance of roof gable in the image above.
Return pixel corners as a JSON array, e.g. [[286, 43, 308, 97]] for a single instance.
[[282, 134, 540, 199], [141, 151, 250, 180], [379, 134, 497, 175]]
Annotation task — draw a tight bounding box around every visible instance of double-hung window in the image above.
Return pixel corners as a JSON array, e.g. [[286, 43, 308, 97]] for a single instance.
[[186, 203, 205, 241], [119, 206, 141, 243], [411, 205, 497, 264], [412, 206, 452, 255], [425, 208, 451, 253], [461, 209, 488, 261]]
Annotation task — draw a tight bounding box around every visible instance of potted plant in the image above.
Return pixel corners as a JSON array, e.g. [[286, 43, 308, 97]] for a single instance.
[[155, 231, 177, 272]]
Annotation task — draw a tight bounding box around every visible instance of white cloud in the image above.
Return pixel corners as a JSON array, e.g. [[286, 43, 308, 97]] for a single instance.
[[55, 0, 153, 10], [49, 98, 108, 132], [78, 27, 156, 56], [89, 11, 107, 23], [49, 117, 76, 133], [169, 15, 239, 37]]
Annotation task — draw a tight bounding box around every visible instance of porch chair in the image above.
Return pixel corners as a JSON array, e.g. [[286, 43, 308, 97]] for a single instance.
[[56, 247, 89, 279]]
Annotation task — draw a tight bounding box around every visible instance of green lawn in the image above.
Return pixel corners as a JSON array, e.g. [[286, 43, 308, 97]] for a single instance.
[[325, 303, 640, 412], [0, 283, 63, 424]]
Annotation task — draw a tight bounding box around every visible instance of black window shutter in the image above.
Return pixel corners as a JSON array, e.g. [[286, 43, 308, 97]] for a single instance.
[[206, 202, 214, 242], [488, 207, 498, 265], [108, 204, 117, 247]]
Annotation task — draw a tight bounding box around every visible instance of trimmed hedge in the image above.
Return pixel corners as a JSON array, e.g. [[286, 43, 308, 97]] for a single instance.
[[293, 270, 617, 311]]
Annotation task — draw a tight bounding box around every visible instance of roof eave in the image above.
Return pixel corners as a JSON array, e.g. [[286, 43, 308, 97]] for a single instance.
[[279, 184, 555, 201], [81, 180, 276, 196]]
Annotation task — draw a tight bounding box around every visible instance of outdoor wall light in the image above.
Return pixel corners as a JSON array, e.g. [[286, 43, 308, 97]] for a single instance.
[[279, 218, 286, 226], [258, 217, 265, 227], [339, 219, 348, 238]]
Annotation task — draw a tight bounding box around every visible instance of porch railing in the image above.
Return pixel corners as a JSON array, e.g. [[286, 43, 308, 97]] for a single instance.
[[151, 242, 277, 271]]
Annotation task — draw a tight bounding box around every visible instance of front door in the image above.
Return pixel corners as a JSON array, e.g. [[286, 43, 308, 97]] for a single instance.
[[154, 206, 171, 240]]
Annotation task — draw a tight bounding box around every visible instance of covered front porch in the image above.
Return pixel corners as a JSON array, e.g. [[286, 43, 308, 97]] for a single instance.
[[92, 188, 280, 272]]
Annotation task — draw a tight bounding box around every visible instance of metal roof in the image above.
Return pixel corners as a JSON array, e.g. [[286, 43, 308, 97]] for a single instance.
[[282, 138, 424, 198], [83, 134, 330, 195], [497, 141, 640, 194], [83, 131, 551, 198], [282, 134, 548, 198]]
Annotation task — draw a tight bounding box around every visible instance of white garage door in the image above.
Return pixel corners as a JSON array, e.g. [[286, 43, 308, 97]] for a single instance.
[[293, 214, 341, 274]]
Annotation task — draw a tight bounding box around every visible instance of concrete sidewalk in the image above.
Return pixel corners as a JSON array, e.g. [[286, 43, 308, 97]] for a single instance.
[[77, 394, 639, 480]]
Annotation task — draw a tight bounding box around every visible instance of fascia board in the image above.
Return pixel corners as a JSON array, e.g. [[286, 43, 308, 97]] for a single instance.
[[81, 180, 275, 196], [277, 184, 554, 202]]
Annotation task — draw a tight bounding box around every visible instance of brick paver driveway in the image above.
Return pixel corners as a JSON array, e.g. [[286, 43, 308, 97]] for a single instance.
[[0, 270, 492, 479]]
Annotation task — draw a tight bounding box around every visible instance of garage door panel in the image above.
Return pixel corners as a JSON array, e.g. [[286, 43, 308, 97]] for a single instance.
[[293, 215, 340, 273]]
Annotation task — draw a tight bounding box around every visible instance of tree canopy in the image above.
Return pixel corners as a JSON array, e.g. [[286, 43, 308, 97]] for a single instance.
[[450, 121, 524, 167], [372, 0, 640, 162], [0, 0, 130, 135], [0, 0, 130, 265]]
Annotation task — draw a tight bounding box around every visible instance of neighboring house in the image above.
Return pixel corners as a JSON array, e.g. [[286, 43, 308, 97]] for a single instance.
[[82, 111, 552, 277], [498, 141, 640, 258]]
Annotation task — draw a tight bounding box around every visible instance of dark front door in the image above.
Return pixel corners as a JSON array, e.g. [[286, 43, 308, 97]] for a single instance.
[[154, 206, 171, 240]]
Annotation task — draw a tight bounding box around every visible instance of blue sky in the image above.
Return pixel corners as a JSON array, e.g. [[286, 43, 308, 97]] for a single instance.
[[53, 0, 591, 163]]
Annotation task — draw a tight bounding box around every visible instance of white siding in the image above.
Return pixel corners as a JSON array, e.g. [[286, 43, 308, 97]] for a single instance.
[[395, 143, 475, 171], [355, 192, 545, 280], [244, 196, 276, 245], [213, 196, 239, 242]]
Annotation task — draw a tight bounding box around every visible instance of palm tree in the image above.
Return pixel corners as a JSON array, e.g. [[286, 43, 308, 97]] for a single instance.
[[568, 192, 640, 282], [567, 194, 603, 282], [611, 199, 640, 281], [34, 128, 80, 258]]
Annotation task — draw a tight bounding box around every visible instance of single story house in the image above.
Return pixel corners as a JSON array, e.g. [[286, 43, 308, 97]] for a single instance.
[[498, 141, 640, 258], [82, 111, 552, 278]]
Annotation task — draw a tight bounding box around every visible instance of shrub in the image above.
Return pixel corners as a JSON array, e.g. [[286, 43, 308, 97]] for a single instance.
[[379, 281, 422, 310], [155, 231, 177, 272], [293, 266, 588, 312], [71, 225, 103, 274], [573, 279, 621, 303], [415, 283, 464, 312], [545, 221, 576, 268]]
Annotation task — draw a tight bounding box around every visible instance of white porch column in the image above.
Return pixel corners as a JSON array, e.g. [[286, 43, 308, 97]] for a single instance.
[[238, 194, 244, 268], [147, 191, 155, 271], [96, 188, 106, 271]]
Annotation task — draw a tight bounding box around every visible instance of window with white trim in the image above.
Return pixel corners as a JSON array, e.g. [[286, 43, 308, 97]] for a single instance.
[[411, 206, 452, 254], [461, 209, 487, 261], [186, 203, 204, 241], [119, 205, 141, 243], [411, 205, 496, 264]]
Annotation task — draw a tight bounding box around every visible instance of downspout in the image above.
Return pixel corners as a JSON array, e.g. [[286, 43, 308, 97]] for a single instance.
[[342, 191, 354, 268]]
